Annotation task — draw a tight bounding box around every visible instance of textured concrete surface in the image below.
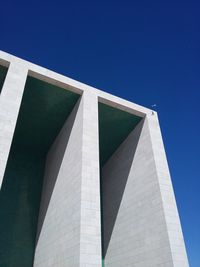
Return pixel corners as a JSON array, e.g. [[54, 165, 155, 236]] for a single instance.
[[102, 116, 189, 267], [34, 92, 102, 267], [147, 113, 189, 267], [101, 119, 144, 259], [79, 91, 102, 267], [34, 98, 83, 267], [0, 50, 189, 267], [0, 62, 27, 188]]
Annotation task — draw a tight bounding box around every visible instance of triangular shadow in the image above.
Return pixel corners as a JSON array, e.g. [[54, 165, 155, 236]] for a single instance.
[[35, 98, 81, 246], [101, 118, 145, 258]]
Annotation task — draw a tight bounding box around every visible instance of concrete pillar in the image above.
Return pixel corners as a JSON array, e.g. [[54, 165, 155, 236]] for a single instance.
[[80, 91, 102, 267], [147, 113, 189, 267], [0, 62, 28, 188]]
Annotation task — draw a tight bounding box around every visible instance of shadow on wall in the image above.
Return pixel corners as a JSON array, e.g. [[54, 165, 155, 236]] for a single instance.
[[101, 119, 144, 258], [0, 151, 46, 267], [35, 98, 81, 245], [0, 76, 80, 267]]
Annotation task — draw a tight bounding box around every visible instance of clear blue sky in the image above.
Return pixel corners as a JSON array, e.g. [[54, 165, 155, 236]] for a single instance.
[[1, 0, 199, 266]]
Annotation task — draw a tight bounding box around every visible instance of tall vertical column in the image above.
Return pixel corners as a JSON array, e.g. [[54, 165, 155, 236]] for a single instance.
[[0, 62, 28, 188], [147, 112, 189, 267], [80, 91, 102, 267]]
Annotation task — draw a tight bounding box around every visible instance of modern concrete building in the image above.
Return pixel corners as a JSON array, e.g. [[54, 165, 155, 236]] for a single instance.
[[0, 50, 189, 267]]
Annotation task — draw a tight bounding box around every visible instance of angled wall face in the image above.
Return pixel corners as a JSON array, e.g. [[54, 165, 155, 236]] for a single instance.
[[98, 103, 142, 266], [34, 92, 102, 267], [34, 98, 83, 267], [99, 102, 188, 267], [99, 113, 189, 267], [101, 118, 174, 266], [0, 76, 80, 267]]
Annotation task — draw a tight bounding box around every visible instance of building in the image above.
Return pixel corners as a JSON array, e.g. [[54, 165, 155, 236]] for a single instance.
[[0, 51, 189, 267]]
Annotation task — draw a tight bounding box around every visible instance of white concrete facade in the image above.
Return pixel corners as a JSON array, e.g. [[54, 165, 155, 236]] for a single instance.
[[0, 50, 189, 267]]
